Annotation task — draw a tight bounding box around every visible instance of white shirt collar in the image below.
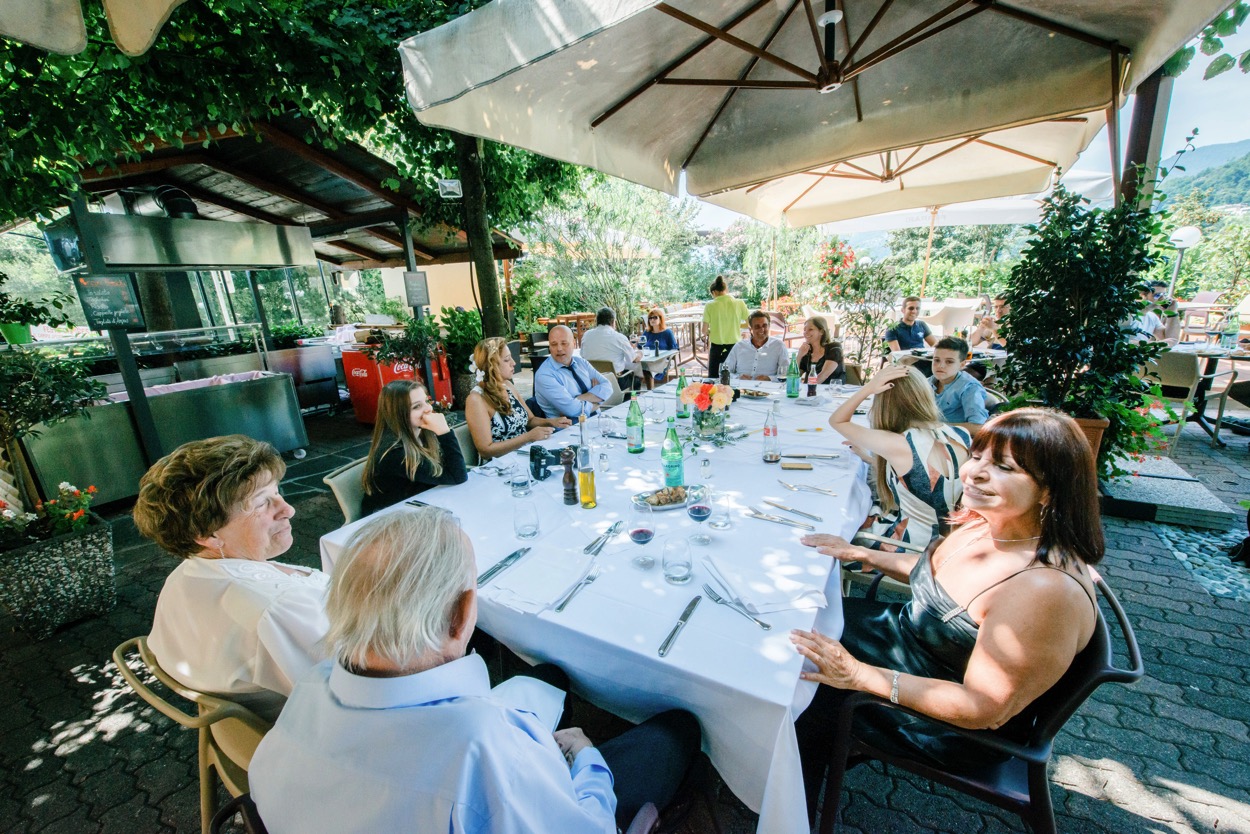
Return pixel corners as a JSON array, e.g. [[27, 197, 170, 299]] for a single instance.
[[328, 653, 490, 710]]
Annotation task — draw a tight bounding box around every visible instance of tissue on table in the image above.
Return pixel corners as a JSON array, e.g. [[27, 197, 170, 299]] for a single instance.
[[483, 554, 594, 614]]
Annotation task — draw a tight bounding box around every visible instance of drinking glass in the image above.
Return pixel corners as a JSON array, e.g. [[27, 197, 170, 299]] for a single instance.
[[832, 380, 845, 398], [685, 484, 712, 546], [662, 537, 693, 585], [513, 500, 540, 539], [629, 501, 656, 569], [708, 489, 733, 530], [508, 465, 532, 498], [597, 411, 618, 448]]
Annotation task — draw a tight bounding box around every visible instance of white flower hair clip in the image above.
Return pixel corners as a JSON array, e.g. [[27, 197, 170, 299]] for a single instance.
[[468, 358, 484, 383]]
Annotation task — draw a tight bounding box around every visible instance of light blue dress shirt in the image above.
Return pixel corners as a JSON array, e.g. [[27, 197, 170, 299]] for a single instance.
[[723, 336, 789, 378], [930, 370, 989, 424], [535, 355, 613, 418], [250, 654, 617, 834]]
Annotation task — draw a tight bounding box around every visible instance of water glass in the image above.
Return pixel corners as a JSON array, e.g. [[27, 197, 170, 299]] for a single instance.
[[513, 500, 540, 539], [509, 466, 532, 498], [832, 380, 845, 398], [708, 490, 733, 530], [662, 537, 693, 585]]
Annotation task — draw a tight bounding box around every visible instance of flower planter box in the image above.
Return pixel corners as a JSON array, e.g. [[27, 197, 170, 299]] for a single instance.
[[0, 514, 115, 640]]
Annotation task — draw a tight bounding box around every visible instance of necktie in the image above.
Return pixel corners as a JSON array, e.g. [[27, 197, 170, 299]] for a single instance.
[[565, 363, 590, 395]]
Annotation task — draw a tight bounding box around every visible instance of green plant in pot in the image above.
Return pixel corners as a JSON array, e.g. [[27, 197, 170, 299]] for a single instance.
[[438, 307, 483, 410], [0, 350, 113, 639], [0, 270, 75, 345], [364, 315, 441, 377], [997, 182, 1172, 480]]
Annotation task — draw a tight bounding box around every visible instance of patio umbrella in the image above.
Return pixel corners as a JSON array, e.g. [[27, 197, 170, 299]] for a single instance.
[[399, 0, 1226, 199], [700, 112, 1107, 226], [0, 0, 188, 56]]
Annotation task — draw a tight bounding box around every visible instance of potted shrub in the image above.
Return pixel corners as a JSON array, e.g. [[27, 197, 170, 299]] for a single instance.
[[365, 314, 441, 383], [997, 183, 1172, 479], [437, 307, 483, 410], [0, 349, 112, 639], [0, 270, 75, 345]]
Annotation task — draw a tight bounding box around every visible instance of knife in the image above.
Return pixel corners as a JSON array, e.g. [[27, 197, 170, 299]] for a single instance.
[[762, 499, 823, 522], [584, 521, 623, 555], [747, 507, 815, 531], [658, 596, 701, 657], [781, 453, 840, 460], [476, 547, 532, 587]]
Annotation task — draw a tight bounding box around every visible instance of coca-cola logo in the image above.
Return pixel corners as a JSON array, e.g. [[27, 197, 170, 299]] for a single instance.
[[350, 369, 369, 378], [393, 363, 413, 373]]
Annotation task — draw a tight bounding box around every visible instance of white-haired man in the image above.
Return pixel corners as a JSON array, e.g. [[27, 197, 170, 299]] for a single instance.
[[250, 508, 700, 833]]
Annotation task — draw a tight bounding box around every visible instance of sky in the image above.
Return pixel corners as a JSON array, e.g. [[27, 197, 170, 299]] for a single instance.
[[693, 27, 1250, 230]]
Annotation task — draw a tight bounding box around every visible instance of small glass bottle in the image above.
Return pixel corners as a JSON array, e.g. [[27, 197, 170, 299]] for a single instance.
[[577, 415, 596, 508], [561, 448, 578, 505], [762, 401, 780, 463], [661, 416, 685, 488], [806, 362, 818, 397], [675, 369, 690, 419], [626, 397, 645, 453]]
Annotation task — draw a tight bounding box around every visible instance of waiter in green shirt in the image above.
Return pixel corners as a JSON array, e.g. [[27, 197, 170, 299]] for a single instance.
[[702, 274, 750, 378]]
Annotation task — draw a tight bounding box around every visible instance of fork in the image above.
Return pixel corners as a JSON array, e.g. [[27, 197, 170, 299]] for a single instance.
[[777, 480, 838, 496], [554, 566, 601, 613], [701, 583, 771, 630]]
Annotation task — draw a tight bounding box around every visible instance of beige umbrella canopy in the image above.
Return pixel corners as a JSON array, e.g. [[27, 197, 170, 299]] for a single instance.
[[701, 111, 1106, 226], [400, 0, 1225, 199], [0, 0, 188, 56]]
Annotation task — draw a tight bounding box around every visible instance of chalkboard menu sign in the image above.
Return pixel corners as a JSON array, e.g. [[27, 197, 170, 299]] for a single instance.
[[404, 271, 429, 307], [74, 274, 146, 331]]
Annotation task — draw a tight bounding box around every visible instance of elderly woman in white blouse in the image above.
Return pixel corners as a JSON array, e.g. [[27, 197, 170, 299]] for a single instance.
[[133, 435, 328, 721]]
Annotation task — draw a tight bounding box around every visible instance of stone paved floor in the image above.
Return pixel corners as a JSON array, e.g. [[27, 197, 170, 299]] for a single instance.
[[2, 392, 1248, 833]]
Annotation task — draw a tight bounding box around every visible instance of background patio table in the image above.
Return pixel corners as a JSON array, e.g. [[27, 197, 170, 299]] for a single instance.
[[320, 384, 871, 834]]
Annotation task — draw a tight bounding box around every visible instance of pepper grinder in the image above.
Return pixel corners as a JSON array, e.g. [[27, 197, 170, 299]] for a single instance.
[[560, 448, 578, 505]]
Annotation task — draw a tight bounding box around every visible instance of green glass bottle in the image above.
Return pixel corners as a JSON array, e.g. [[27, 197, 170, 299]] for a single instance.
[[661, 416, 685, 487], [675, 369, 690, 418], [785, 351, 801, 398], [626, 397, 645, 454]]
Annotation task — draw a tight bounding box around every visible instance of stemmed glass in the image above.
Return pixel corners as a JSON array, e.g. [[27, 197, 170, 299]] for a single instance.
[[597, 410, 618, 449], [686, 484, 712, 546], [629, 501, 656, 569]]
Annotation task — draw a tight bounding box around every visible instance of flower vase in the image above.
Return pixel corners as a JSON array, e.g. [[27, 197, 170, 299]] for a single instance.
[[693, 408, 726, 441], [0, 513, 115, 640]]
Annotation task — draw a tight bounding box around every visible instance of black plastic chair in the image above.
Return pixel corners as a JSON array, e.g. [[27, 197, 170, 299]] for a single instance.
[[210, 793, 269, 834], [819, 577, 1144, 834], [526, 396, 547, 419]]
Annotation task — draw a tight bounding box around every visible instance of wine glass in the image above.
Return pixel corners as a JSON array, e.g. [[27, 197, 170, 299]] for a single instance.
[[629, 500, 656, 569], [685, 484, 712, 546], [597, 410, 618, 449]]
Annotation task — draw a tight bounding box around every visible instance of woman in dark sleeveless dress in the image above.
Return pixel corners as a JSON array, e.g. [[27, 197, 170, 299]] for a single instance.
[[792, 408, 1103, 818], [795, 315, 843, 384], [465, 337, 570, 460]]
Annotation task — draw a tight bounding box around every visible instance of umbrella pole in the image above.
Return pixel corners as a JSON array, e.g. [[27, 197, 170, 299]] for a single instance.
[[919, 207, 937, 299]]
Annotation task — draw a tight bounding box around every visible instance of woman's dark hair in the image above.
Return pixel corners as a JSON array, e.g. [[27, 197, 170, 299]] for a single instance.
[[951, 408, 1103, 567], [709, 275, 728, 294]]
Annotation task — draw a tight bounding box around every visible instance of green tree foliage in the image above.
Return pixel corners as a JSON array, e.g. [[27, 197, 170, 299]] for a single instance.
[[703, 221, 826, 307], [1192, 222, 1250, 303], [1164, 2, 1250, 79], [512, 178, 704, 329], [1165, 153, 1250, 206], [0, 0, 580, 232], [0, 232, 83, 325]]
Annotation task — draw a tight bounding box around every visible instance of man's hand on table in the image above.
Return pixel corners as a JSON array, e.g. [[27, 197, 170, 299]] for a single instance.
[[554, 727, 595, 767]]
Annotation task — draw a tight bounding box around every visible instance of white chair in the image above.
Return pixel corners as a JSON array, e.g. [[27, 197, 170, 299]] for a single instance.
[[588, 359, 628, 407], [452, 421, 480, 467], [114, 637, 273, 834], [1144, 352, 1238, 452], [920, 304, 977, 339], [322, 457, 368, 524]]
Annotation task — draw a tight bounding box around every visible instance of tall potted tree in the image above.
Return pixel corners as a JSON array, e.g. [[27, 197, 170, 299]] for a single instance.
[[998, 183, 1171, 479]]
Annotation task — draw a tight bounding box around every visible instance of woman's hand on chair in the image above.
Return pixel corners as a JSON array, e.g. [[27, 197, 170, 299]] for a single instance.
[[791, 630, 865, 690]]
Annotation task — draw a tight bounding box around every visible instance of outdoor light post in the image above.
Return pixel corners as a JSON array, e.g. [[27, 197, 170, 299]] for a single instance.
[[1168, 225, 1202, 295]]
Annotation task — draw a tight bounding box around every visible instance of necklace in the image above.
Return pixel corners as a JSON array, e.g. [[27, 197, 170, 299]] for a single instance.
[[989, 534, 1040, 543], [934, 530, 1038, 573]]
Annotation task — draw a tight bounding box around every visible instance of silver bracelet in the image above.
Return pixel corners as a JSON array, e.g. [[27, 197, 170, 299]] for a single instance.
[[890, 670, 901, 704]]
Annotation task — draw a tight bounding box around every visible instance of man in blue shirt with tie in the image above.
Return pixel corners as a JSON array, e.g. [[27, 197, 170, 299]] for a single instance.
[[534, 324, 613, 418]]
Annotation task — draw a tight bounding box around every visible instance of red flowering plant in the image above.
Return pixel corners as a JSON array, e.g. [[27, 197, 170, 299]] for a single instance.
[[0, 482, 98, 551], [816, 240, 857, 303]]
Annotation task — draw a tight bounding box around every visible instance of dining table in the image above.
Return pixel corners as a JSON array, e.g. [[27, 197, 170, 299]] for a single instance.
[[1167, 342, 1250, 444], [320, 381, 872, 834]]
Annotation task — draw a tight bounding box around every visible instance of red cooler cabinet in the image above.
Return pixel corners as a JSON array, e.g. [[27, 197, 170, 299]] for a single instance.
[[341, 348, 420, 424]]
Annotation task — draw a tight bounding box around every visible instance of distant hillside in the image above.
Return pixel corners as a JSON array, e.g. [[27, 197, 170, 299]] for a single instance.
[[1162, 139, 1250, 178], [1166, 150, 1250, 206]]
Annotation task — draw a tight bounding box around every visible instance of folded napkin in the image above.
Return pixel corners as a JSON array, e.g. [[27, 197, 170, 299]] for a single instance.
[[702, 555, 827, 614], [793, 395, 832, 407], [485, 554, 594, 614]]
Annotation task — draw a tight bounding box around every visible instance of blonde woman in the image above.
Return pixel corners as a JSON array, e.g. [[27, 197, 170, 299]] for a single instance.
[[466, 337, 571, 460], [795, 316, 843, 384], [361, 380, 468, 516], [826, 364, 970, 551]]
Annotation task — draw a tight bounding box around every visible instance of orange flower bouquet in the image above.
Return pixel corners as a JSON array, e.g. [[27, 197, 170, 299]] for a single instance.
[[680, 382, 733, 413]]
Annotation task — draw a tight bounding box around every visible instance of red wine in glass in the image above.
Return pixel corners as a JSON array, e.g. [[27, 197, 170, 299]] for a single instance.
[[687, 505, 711, 522], [686, 485, 712, 546], [629, 528, 655, 545]]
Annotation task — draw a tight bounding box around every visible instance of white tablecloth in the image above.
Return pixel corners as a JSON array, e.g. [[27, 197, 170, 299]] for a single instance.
[[320, 382, 871, 834]]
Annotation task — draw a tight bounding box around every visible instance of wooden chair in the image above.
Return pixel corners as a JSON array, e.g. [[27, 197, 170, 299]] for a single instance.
[[767, 312, 804, 349], [322, 457, 368, 524], [1144, 352, 1238, 451], [113, 637, 273, 834], [818, 578, 1143, 834]]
